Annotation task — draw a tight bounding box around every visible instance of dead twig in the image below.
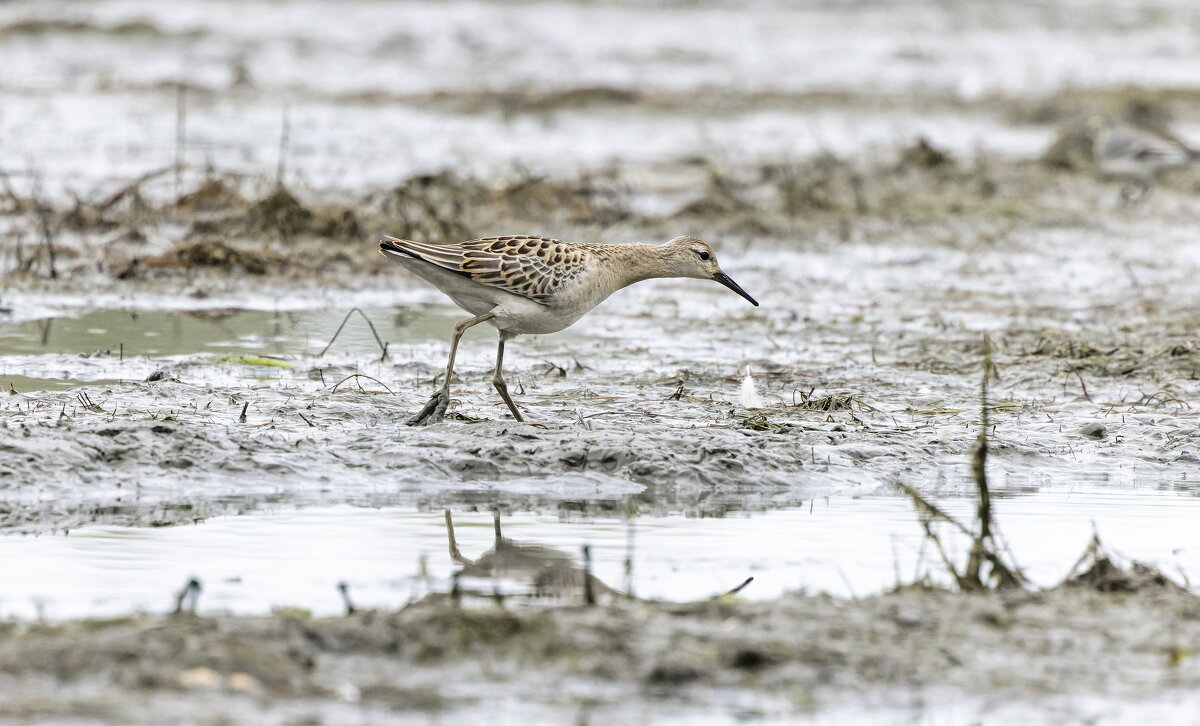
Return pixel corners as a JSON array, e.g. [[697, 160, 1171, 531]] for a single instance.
[[96, 166, 172, 212], [318, 307, 389, 359], [337, 581, 356, 615], [277, 104, 291, 186], [582, 545, 595, 606], [1073, 368, 1094, 403], [175, 83, 187, 196], [27, 173, 58, 279], [898, 334, 1026, 592], [897, 479, 978, 588], [0, 168, 21, 213], [719, 576, 754, 598], [75, 392, 105, 413], [331, 373, 396, 396], [173, 577, 202, 615]]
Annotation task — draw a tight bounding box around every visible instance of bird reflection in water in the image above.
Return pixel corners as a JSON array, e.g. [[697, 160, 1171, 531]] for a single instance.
[[443, 510, 612, 604]]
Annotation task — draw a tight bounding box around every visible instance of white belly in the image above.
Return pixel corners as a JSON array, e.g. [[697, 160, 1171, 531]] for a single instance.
[[488, 297, 591, 335], [393, 252, 611, 335]]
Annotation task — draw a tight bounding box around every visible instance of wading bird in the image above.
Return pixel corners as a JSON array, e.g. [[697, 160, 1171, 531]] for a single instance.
[[1089, 115, 1199, 200], [380, 234, 759, 425]]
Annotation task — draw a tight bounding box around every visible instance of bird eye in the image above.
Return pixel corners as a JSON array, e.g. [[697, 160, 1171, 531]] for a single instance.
[[697, 250, 711, 261]]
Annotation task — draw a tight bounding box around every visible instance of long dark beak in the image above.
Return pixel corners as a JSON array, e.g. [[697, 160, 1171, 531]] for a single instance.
[[713, 271, 759, 306]]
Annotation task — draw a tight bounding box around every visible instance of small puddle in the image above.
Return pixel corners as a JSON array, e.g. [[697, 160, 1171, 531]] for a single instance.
[[0, 306, 460, 358], [3, 486, 1197, 620], [1, 374, 122, 393]]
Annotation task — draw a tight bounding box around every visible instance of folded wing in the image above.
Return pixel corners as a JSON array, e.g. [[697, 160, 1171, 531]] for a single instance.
[[380, 235, 588, 302]]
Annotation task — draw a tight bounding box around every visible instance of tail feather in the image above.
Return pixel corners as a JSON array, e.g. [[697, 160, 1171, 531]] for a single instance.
[[379, 236, 475, 274], [379, 235, 416, 258]]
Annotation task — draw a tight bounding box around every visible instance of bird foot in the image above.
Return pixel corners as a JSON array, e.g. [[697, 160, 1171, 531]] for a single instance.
[[406, 389, 449, 426], [500, 406, 529, 423]]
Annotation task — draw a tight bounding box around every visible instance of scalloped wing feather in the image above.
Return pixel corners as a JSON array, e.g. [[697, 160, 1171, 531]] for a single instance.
[[381, 235, 589, 302]]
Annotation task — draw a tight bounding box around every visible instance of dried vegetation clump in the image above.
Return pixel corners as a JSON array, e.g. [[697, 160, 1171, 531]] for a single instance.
[[1064, 534, 1187, 594], [1022, 330, 1200, 382], [443, 85, 642, 116], [370, 172, 486, 243], [494, 169, 632, 227], [0, 18, 203, 40], [241, 184, 316, 237], [793, 389, 864, 412], [141, 240, 276, 276], [0, 164, 645, 281], [1, 121, 1193, 284], [898, 336, 1192, 596], [674, 138, 1070, 241]]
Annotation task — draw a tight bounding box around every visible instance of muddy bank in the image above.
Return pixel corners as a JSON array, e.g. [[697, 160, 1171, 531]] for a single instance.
[[4, 169, 1200, 531], [1, 579, 1197, 724], [4, 144, 1199, 287]]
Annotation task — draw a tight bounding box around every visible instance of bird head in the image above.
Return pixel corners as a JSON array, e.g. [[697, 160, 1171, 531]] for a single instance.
[[662, 236, 759, 306]]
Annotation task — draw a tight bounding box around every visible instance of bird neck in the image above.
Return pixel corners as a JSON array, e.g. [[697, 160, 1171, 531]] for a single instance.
[[608, 243, 672, 289]]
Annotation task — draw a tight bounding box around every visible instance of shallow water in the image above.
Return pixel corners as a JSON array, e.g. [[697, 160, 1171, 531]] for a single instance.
[[4, 485, 1197, 621], [0, 306, 455, 358], [2, 373, 120, 393]]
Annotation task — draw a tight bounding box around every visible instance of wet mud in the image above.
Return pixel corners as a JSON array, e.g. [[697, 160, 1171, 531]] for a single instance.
[[2, 580, 1199, 724], [6, 143, 1200, 723], [4, 182, 1200, 531]]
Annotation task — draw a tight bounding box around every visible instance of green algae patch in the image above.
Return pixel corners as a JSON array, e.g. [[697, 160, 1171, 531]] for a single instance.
[[219, 356, 293, 368]]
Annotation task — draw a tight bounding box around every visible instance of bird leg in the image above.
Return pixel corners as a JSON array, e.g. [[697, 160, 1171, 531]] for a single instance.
[[444, 510, 472, 566], [491, 334, 524, 422], [407, 312, 495, 426]]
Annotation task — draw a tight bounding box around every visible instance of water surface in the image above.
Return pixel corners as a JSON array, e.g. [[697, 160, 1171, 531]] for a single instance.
[[4, 486, 1197, 620]]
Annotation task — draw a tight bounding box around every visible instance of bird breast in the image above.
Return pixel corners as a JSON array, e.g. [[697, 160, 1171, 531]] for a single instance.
[[492, 263, 618, 335]]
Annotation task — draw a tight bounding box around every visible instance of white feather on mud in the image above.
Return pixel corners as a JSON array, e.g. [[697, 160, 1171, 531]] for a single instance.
[[739, 367, 765, 409]]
